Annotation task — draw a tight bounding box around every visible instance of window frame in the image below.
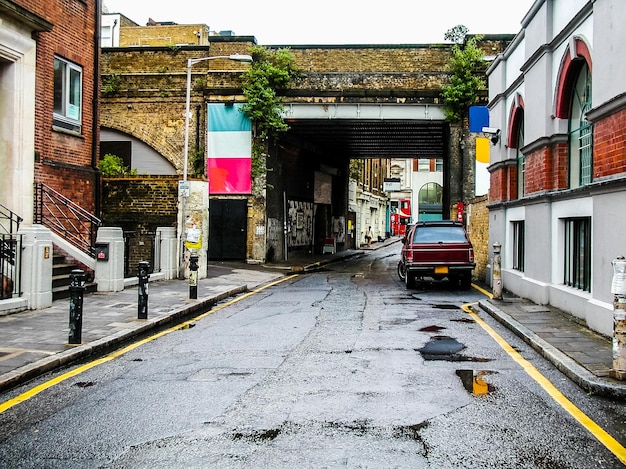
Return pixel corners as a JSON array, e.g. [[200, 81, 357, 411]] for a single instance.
[[568, 62, 592, 188], [53, 56, 83, 133], [512, 220, 525, 272], [563, 217, 591, 292]]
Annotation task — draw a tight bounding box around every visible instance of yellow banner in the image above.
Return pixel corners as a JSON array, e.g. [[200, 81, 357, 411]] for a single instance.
[[476, 137, 490, 164]]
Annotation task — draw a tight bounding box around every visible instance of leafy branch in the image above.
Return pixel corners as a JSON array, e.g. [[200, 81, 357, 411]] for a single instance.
[[441, 26, 487, 122], [240, 46, 300, 186]]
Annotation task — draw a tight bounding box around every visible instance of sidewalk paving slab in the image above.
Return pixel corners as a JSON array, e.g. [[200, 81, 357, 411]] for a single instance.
[[479, 297, 626, 400]]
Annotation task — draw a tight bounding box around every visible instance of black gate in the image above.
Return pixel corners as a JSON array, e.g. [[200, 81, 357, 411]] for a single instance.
[[209, 199, 247, 260]]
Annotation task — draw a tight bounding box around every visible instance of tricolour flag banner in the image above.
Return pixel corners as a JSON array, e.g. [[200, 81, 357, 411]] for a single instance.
[[207, 103, 252, 194]]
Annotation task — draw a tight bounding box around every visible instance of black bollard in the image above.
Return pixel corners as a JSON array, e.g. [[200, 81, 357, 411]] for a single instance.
[[189, 254, 199, 299], [68, 269, 86, 345], [137, 261, 150, 319]]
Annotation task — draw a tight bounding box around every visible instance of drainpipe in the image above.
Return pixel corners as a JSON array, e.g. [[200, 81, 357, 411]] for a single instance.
[[93, 0, 102, 218]]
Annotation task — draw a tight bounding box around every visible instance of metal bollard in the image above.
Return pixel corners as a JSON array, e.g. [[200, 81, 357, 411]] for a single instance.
[[611, 256, 626, 380], [189, 254, 199, 299], [68, 269, 86, 345], [492, 242, 502, 300], [138, 261, 150, 319]]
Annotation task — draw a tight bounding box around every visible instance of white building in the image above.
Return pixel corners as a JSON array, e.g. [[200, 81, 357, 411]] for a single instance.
[[486, 0, 626, 336]]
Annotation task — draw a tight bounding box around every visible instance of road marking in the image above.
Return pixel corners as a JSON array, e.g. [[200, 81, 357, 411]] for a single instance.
[[0, 275, 299, 415], [464, 288, 626, 464]]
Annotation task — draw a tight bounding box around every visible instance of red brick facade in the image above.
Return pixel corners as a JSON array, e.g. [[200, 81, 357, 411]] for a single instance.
[[593, 107, 626, 178], [489, 164, 516, 202], [490, 142, 570, 201], [16, 0, 99, 214]]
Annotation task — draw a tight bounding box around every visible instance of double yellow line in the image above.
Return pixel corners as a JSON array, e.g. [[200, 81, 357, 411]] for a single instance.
[[0, 275, 298, 415], [467, 284, 626, 464]]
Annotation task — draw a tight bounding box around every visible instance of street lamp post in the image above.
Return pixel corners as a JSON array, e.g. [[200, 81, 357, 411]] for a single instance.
[[179, 53, 253, 279], [182, 53, 253, 183]]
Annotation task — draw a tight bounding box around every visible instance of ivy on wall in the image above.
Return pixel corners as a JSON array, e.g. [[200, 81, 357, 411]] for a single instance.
[[240, 46, 300, 189]]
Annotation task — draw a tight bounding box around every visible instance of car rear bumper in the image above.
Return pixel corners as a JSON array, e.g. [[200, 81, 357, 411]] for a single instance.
[[405, 264, 475, 275]]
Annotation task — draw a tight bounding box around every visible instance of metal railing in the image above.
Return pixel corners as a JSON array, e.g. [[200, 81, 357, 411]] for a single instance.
[[0, 203, 23, 299], [1, 234, 22, 299], [34, 183, 101, 257], [0, 202, 23, 235]]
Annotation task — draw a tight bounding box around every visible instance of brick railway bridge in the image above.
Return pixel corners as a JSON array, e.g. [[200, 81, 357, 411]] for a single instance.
[[100, 35, 511, 266]]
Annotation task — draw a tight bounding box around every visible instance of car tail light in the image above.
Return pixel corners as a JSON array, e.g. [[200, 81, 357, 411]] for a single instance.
[[469, 248, 475, 263], [406, 249, 413, 261]]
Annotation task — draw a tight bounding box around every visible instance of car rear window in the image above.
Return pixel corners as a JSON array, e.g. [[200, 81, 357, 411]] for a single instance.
[[412, 226, 468, 244]]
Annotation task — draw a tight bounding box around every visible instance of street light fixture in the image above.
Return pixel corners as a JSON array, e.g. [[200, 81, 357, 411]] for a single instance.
[[182, 53, 253, 183], [179, 53, 253, 279]]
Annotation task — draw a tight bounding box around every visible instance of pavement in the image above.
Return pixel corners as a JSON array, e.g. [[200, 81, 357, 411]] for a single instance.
[[1, 236, 625, 401]]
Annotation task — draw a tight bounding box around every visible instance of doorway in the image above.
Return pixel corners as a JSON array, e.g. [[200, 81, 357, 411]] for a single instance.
[[208, 199, 247, 260]]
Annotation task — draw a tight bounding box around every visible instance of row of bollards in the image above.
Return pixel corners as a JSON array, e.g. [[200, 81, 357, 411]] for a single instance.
[[68, 261, 152, 345]]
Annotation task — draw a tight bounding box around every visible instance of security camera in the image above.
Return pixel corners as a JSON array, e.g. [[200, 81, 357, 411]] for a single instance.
[[481, 127, 500, 135]]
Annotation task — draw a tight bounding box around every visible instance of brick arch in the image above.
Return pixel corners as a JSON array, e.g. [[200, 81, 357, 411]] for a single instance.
[[507, 94, 525, 149], [555, 36, 592, 119], [100, 105, 183, 170]]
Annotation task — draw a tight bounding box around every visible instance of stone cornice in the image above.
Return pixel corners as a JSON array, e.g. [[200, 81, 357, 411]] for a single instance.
[[0, 0, 52, 32], [586, 93, 626, 123]]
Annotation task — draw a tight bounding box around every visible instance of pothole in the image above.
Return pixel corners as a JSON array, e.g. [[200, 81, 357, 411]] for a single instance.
[[416, 336, 491, 362], [419, 325, 446, 333]]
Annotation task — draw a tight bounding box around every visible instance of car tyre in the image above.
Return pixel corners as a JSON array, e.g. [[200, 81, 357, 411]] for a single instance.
[[405, 271, 416, 289], [397, 261, 406, 281]]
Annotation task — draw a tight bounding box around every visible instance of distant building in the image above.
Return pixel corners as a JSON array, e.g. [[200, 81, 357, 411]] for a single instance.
[[102, 7, 215, 48]]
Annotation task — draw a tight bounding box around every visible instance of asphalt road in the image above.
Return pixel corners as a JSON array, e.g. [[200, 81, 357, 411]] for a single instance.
[[0, 245, 624, 468]]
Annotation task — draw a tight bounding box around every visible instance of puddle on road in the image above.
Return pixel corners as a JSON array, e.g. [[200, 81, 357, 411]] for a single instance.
[[232, 428, 281, 442], [419, 325, 446, 333], [432, 304, 461, 310], [416, 336, 491, 362], [74, 381, 95, 388], [450, 318, 475, 324], [456, 369, 496, 395]]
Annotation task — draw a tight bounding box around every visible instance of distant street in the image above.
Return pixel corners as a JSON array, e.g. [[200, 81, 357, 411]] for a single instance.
[[0, 244, 624, 468]]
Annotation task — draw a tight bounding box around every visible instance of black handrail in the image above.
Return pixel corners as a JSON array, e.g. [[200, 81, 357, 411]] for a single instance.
[[0, 202, 23, 235], [0, 234, 22, 299], [34, 183, 101, 257]]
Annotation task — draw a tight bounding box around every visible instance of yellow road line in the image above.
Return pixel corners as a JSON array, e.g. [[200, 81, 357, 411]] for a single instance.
[[0, 275, 298, 414], [464, 292, 626, 464]]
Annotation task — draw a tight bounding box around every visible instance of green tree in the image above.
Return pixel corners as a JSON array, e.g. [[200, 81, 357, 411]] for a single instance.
[[444, 24, 469, 44], [240, 46, 300, 185], [99, 154, 136, 177], [441, 28, 487, 122]]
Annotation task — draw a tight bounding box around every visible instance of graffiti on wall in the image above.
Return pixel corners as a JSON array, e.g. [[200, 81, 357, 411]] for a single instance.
[[332, 216, 346, 243], [288, 200, 313, 247]]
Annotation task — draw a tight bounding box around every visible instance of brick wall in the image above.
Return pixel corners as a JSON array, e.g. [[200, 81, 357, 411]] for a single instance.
[[524, 143, 568, 195], [101, 177, 179, 274], [466, 195, 489, 283], [120, 24, 210, 47], [15, 0, 99, 214], [594, 108, 626, 178]]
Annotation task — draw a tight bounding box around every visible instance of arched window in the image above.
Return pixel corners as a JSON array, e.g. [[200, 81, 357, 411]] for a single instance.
[[508, 95, 525, 199], [554, 37, 593, 189], [569, 63, 593, 187], [418, 182, 443, 221], [516, 118, 525, 198]]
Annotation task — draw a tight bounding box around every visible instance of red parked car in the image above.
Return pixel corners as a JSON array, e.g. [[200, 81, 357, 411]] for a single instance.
[[398, 220, 475, 289]]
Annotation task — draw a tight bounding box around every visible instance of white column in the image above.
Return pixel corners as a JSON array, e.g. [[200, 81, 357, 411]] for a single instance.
[[156, 227, 177, 280], [19, 225, 53, 309], [94, 227, 125, 292]]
